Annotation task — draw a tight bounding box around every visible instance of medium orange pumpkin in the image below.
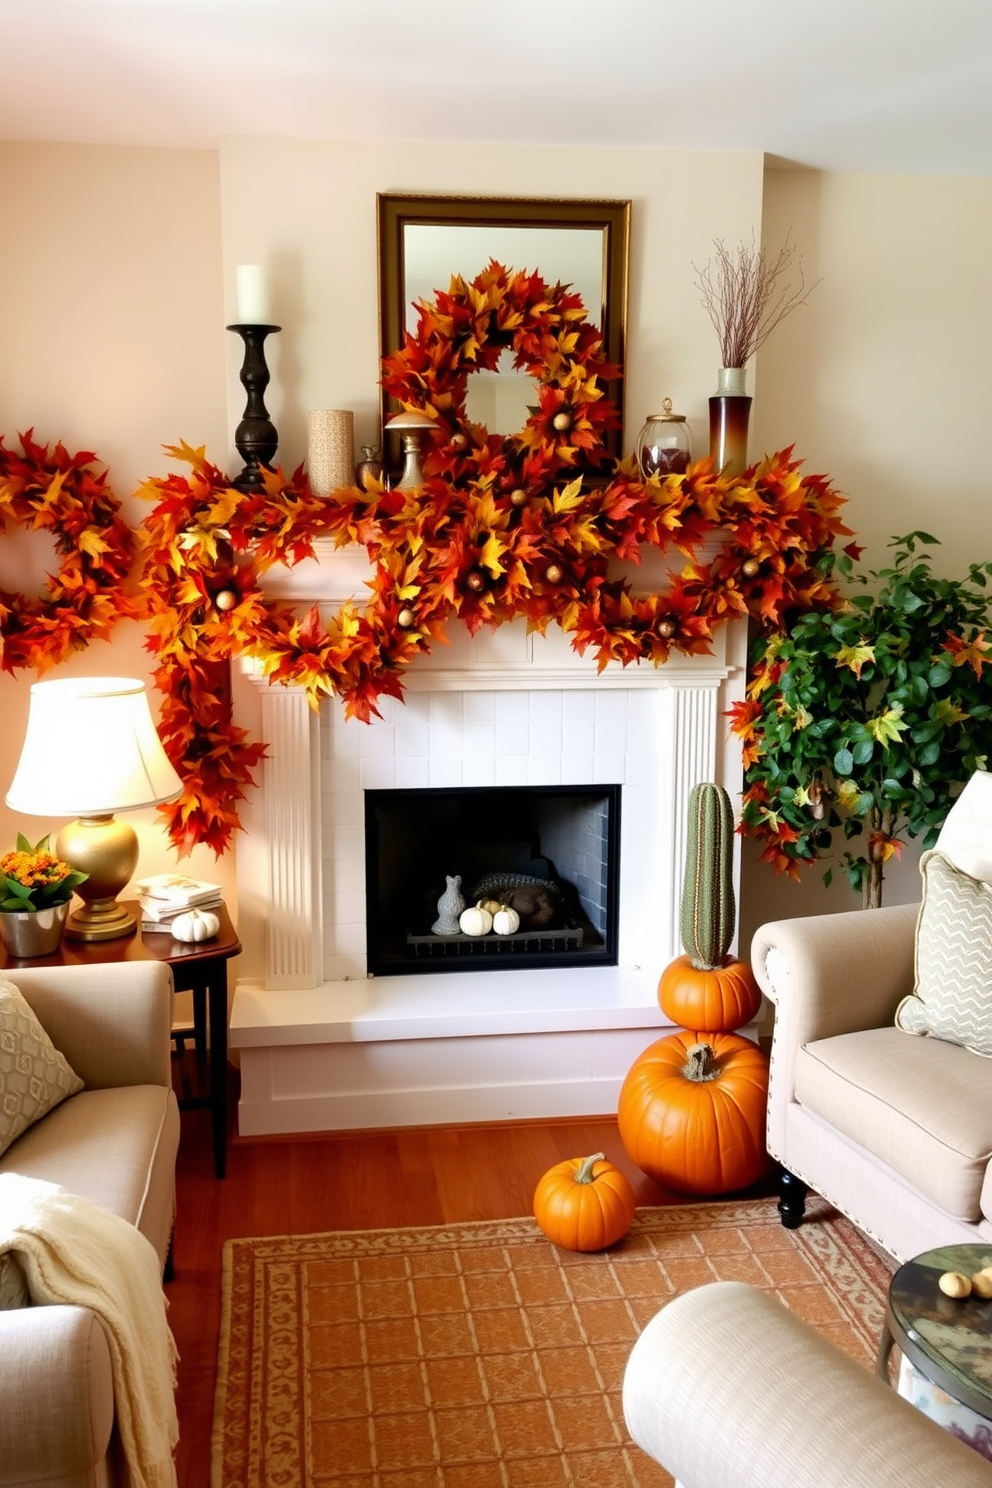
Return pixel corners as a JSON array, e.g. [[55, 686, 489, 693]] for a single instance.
[[658, 954, 762, 1033], [533, 1152, 636, 1252], [618, 1030, 769, 1196]]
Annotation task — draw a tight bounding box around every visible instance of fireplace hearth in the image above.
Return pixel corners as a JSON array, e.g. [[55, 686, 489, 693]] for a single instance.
[[365, 784, 620, 975]]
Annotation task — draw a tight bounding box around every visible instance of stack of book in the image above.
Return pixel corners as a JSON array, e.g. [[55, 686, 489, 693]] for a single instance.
[[135, 873, 223, 933]]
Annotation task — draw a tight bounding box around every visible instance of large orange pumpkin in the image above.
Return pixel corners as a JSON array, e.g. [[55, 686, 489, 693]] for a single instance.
[[658, 954, 762, 1033], [618, 1031, 769, 1195], [533, 1152, 636, 1252]]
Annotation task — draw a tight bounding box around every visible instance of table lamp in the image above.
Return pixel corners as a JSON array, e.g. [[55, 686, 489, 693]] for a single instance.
[[5, 677, 184, 941]]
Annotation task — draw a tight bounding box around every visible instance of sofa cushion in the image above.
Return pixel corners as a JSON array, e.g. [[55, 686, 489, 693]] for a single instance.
[[895, 850, 992, 1055], [0, 975, 84, 1158], [795, 1026, 992, 1221], [0, 1086, 180, 1255]]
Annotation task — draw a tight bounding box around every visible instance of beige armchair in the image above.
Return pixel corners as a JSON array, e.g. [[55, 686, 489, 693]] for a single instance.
[[751, 770, 992, 1264], [0, 961, 180, 1488], [755, 902, 982, 1259]]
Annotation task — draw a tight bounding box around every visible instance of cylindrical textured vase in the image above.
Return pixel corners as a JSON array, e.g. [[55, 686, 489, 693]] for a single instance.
[[716, 366, 747, 397], [307, 409, 355, 496], [709, 369, 751, 478]]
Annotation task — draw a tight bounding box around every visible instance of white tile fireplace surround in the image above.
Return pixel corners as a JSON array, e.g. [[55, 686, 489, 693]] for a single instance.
[[230, 544, 748, 1136]]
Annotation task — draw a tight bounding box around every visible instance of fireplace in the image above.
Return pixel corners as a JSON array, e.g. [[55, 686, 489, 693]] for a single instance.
[[365, 784, 620, 975], [228, 540, 748, 1135]]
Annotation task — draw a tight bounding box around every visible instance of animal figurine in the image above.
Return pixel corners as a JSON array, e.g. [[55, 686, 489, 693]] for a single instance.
[[432, 874, 465, 935]]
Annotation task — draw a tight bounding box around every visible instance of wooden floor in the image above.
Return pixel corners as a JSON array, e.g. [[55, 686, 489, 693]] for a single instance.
[[166, 1056, 767, 1488]]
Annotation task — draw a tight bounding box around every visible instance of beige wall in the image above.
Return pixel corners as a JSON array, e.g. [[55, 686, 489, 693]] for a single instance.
[[216, 136, 766, 475], [754, 165, 992, 576], [0, 142, 236, 904], [0, 134, 765, 968], [2, 135, 988, 963], [739, 163, 992, 949]]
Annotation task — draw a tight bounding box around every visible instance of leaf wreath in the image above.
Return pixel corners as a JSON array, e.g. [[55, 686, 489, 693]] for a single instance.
[[136, 261, 856, 855], [326, 261, 855, 668], [0, 429, 135, 673]]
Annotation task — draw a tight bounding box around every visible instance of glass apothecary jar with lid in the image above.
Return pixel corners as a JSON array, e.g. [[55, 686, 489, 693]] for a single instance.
[[636, 397, 692, 479]]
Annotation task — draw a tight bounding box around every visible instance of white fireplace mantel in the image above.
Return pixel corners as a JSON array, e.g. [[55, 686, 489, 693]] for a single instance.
[[229, 542, 749, 1135]]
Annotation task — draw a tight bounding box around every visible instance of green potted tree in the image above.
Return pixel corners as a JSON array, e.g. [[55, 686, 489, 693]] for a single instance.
[[731, 532, 992, 908]]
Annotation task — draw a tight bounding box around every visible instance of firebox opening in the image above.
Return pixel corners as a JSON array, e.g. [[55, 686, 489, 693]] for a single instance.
[[364, 785, 621, 976]]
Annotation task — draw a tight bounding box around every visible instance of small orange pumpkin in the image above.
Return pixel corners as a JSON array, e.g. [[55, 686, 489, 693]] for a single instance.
[[658, 954, 762, 1033], [533, 1152, 636, 1252], [618, 1030, 769, 1196]]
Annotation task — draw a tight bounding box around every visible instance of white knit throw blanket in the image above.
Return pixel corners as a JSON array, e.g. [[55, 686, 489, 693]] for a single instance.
[[0, 1173, 178, 1488]]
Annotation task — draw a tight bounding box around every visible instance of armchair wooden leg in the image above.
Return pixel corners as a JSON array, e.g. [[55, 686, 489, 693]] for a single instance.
[[777, 1168, 808, 1229]]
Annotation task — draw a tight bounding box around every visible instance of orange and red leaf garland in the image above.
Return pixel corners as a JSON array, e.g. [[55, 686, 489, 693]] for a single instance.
[[4, 265, 854, 856]]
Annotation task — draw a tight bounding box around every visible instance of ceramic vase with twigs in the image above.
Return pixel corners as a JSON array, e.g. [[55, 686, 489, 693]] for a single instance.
[[695, 236, 817, 477]]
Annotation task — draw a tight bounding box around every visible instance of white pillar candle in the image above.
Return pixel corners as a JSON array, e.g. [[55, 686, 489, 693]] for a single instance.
[[236, 264, 270, 324]]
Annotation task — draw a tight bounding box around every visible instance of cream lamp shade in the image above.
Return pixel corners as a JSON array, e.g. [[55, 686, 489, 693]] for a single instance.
[[5, 677, 183, 941]]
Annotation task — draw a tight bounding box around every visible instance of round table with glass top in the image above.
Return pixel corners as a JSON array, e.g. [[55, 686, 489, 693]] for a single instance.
[[877, 1244, 992, 1460]]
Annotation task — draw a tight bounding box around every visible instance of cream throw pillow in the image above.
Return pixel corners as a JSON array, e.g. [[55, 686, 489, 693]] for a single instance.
[[934, 771, 992, 884], [896, 850, 992, 1055], [0, 976, 84, 1158]]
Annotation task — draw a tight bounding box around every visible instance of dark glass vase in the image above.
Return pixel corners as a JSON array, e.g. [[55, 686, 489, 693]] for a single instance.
[[708, 368, 752, 478]]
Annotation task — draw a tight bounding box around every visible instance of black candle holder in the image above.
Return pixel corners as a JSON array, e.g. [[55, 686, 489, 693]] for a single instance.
[[226, 323, 281, 492]]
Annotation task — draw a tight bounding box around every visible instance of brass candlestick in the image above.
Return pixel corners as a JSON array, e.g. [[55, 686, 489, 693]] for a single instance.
[[385, 410, 438, 489]]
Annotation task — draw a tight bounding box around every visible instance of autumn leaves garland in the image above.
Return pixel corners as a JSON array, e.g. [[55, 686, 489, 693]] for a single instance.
[[0, 429, 136, 672], [2, 264, 855, 856]]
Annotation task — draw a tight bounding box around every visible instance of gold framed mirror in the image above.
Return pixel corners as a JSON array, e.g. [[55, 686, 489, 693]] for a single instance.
[[377, 193, 630, 476]]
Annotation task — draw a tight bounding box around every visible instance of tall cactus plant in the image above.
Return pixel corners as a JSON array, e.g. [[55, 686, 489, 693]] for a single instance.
[[681, 781, 735, 970], [658, 781, 761, 1034], [621, 780, 770, 1196]]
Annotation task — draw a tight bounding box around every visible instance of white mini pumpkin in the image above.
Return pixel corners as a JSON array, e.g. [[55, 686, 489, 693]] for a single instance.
[[492, 907, 521, 936], [459, 905, 493, 937], [170, 908, 220, 943]]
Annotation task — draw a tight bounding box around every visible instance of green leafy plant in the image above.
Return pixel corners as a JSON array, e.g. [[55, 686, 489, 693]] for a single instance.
[[730, 533, 992, 907], [0, 834, 88, 912]]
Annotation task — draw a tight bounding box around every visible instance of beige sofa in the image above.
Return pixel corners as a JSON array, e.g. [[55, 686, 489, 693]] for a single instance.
[[623, 1281, 992, 1488], [0, 961, 180, 1488]]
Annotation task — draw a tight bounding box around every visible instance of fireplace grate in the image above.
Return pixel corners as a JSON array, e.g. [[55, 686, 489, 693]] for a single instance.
[[408, 926, 583, 959]]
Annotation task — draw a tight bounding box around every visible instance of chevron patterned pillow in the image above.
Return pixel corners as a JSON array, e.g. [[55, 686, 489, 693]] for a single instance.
[[896, 850, 992, 1055]]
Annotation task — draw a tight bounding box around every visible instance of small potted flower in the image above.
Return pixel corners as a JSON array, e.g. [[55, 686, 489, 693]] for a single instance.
[[0, 835, 88, 958]]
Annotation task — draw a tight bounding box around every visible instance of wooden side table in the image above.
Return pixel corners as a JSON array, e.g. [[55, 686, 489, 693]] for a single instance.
[[0, 899, 241, 1178]]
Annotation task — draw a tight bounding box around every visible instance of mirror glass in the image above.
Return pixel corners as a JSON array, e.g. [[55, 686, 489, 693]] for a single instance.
[[378, 194, 630, 473], [404, 224, 609, 434]]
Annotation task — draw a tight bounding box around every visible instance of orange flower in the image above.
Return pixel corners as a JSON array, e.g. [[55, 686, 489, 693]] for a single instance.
[[0, 835, 88, 911]]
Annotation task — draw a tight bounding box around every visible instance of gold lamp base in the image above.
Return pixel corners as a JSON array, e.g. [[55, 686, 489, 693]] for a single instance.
[[56, 814, 139, 942], [63, 897, 138, 942]]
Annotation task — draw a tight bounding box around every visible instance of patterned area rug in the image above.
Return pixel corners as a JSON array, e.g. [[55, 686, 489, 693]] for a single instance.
[[211, 1195, 892, 1488]]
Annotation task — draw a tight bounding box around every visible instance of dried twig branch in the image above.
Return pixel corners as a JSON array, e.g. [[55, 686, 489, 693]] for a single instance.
[[694, 236, 818, 369]]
